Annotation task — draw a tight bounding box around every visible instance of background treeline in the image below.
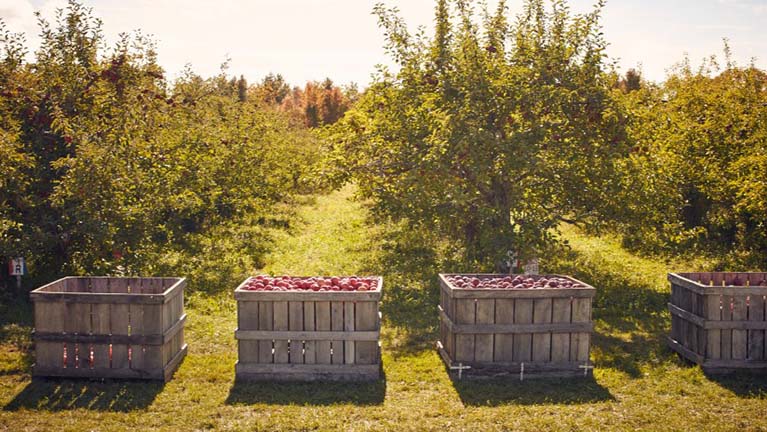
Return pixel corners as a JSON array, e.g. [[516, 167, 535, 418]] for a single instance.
[[0, 2, 352, 292], [327, 0, 767, 271], [613, 56, 767, 268]]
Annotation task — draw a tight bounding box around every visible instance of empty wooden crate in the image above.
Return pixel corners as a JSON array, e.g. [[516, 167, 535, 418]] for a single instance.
[[234, 277, 383, 381], [30, 276, 187, 381], [668, 272, 767, 373], [437, 273, 596, 378]]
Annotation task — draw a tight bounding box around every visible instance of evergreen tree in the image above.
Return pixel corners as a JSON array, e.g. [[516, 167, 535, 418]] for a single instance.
[[237, 74, 248, 102]]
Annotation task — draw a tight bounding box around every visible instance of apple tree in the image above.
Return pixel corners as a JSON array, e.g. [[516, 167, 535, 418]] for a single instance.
[[327, 0, 628, 269]]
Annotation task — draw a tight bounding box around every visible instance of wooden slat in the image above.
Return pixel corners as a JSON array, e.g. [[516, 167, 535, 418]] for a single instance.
[[513, 299, 533, 362], [748, 273, 767, 286], [142, 278, 165, 353], [34, 342, 63, 370], [238, 301, 260, 330], [131, 345, 147, 371], [330, 301, 345, 364], [162, 343, 187, 382], [669, 273, 767, 295], [109, 278, 129, 293], [444, 291, 455, 358], [257, 302, 274, 363], [344, 302, 356, 364], [532, 298, 552, 362], [668, 336, 704, 364], [551, 297, 572, 362], [65, 302, 91, 334], [454, 299, 476, 362], [668, 303, 705, 327], [304, 302, 316, 364], [355, 301, 378, 365], [748, 294, 765, 361], [474, 299, 495, 362], [315, 301, 332, 364], [110, 279, 130, 368], [694, 291, 707, 355], [30, 292, 170, 304], [721, 296, 733, 360], [703, 320, 767, 330], [704, 359, 767, 369], [273, 301, 289, 364], [493, 299, 514, 362], [31, 278, 64, 294], [441, 307, 591, 335], [35, 301, 65, 333], [571, 297, 591, 362], [127, 277, 144, 294], [731, 296, 748, 359], [238, 301, 260, 364], [706, 294, 722, 360], [142, 303, 164, 336], [130, 303, 146, 370], [439, 288, 448, 358], [34, 315, 186, 345], [91, 276, 110, 370], [288, 301, 304, 364]]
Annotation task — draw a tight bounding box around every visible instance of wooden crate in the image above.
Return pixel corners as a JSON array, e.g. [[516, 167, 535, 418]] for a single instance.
[[30, 276, 187, 381], [668, 272, 767, 374], [437, 273, 596, 378], [234, 277, 383, 381]]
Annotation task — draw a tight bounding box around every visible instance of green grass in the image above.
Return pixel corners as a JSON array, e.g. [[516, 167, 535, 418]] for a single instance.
[[1, 187, 766, 431]]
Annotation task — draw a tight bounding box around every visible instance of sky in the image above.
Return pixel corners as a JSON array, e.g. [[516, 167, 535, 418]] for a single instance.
[[1, 0, 765, 87]]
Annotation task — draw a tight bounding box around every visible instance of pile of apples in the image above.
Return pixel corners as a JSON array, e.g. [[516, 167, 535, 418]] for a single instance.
[[242, 275, 379, 292], [445, 274, 585, 289]]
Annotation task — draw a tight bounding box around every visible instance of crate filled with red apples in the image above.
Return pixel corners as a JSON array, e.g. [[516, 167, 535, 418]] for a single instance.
[[234, 275, 383, 381], [437, 273, 595, 378]]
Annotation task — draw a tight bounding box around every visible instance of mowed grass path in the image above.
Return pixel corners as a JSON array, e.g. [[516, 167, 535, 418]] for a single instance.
[[2, 187, 767, 431]]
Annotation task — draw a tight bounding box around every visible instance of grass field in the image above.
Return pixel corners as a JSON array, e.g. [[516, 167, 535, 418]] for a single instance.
[[1, 186, 766, 431]]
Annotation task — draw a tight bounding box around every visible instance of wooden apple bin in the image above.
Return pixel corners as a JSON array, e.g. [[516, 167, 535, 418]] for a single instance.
[[30, 276, 187, 381], [668, 272, 767, 373], [437, 273, 596, 378], [234, 276, 383, 381]]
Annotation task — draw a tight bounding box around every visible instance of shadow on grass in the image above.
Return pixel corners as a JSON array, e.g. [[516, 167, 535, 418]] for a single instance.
[[0, 296, 35, 377], [3, 378, 163, 412], [366, 226, 452, 356], [707, 373, 767, 398], [452, 375, 614, 406], [1, 297, 163, 412], [225, 373, 386, 406]]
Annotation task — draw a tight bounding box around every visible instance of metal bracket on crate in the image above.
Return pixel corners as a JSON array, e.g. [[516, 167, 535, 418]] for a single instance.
[[579, 362, 594, 376], [453, 362, 471, 380], [520, 362, 525, 381], [436, 341, 471, 379]]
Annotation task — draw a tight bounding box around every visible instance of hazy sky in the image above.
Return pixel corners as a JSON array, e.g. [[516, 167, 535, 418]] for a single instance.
[[1, 0, 765, 87]]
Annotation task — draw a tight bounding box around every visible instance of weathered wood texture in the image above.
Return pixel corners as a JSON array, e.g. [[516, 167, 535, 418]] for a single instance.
[[668, 272, 767, 373], [437, 273, 596, 377], [234, 277, 383, 381], [31, 277, 187, 381]]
